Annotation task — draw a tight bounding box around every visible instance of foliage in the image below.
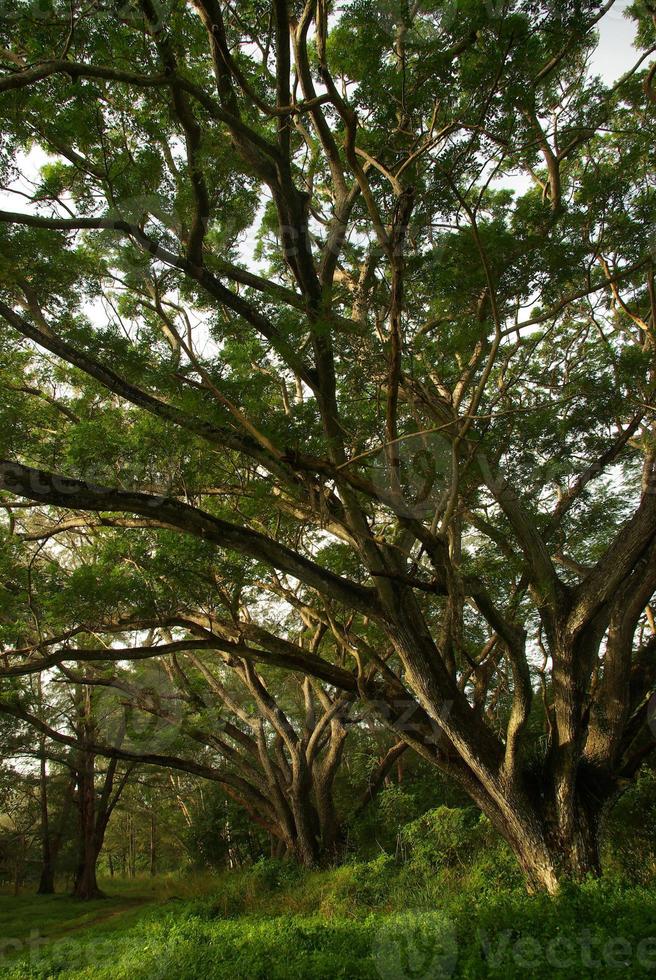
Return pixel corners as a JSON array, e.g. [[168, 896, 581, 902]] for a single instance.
[[0, 0, 656, 895], [3, 868, 656, 979], [603, 769, 656, 884]]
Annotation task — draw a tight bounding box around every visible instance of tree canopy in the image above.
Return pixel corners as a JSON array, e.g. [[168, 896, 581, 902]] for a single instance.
[[1, 0, 656, 894]]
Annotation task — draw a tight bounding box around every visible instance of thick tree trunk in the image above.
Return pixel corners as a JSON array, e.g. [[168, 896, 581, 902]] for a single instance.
[[314, 777, 344, 863], [287, 799, 321, 869], [72, 750, 104, 900], [73, 851, 102, 900], [512, 826, 601, 894], [484, 783, 605, 895]]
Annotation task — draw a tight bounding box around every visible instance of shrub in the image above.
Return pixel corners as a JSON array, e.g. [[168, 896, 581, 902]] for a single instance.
[[401, 806, 480, 872], [322, 854, 397, 911], [604, 770, 656, 884], [248, 857, 303, 893]]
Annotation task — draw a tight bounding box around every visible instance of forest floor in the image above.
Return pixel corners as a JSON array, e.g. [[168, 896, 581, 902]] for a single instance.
[[0, 890, 151, 947], [1, 864, 656, 978]]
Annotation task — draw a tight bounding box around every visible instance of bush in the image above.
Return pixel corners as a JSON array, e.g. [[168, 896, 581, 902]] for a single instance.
[[6, 877, 656, 979], [604, 770, 656, 884], [401, 805, 480, 872], [248, 858, 303, 892], [314, 855, 398, 913]]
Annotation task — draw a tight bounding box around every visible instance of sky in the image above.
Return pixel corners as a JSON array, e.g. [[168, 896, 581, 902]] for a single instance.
[[594, 0, 640, 79]]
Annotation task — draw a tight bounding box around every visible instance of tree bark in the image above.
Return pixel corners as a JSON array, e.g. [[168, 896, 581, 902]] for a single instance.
[[37, 743, 54, 895], [150, 810, 157, 877], [72, 748, 104, 900]]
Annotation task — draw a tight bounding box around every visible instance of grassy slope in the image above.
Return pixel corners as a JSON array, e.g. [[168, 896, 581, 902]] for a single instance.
[[1, 865, 656, 979]]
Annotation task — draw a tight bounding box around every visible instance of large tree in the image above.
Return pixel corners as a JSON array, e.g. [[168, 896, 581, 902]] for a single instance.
[[1, 0, 656, 892]]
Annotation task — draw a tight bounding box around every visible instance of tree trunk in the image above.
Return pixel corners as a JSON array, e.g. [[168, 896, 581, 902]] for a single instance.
[[510, 826, 601, 894], [478, 780, 605, 895], [73, 851, 102, 900], [38, 774, 75, 895], [150, 810, 157, 877], [37, 693, 56, 894], [37, 858, 56, 896], [128, 814, 137, 878], [13, 834, 25, 896], [72, 750, 104, 900], [314, 778, 343, 863]]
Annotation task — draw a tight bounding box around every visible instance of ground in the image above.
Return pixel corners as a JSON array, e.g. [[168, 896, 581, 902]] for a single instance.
[[1, 865, 656, 978]]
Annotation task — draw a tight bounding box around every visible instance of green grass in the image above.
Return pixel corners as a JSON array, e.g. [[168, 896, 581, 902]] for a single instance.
[[0, 893, 140, 945], [1, 866, 656, 978], [0, 873, 218, 965]]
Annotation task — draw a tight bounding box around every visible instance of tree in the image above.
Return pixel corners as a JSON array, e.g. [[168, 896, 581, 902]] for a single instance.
[[95, 654, 357, 867], [0, 762, 40, 894], [67, 684, 134, 898], [0, 678, 76, 894], [4, 623, 406, 867], [1, 0, 656, 893], [35, 743, 75, 895]]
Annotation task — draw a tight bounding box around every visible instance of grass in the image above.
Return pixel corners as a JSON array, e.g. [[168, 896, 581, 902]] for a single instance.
[[1, 864, 655, 978], [0, 873, 218, 962]]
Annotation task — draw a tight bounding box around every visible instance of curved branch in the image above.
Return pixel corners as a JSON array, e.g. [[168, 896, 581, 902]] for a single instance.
[[0, 459, 382, 618]]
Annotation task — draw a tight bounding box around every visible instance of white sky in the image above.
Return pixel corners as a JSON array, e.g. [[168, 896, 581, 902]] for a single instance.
[[594, 0, 639, 79]]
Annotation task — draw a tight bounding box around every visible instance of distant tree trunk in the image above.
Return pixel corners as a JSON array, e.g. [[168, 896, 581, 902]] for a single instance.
[[37, 740, 54, 895], [149, 811, 156, 877], [37, 853, 56, 895], [70, 687, 132, 898], [127, 813, 137, 878], [13, 833, 25, 896], [37, 763, 76, 897]]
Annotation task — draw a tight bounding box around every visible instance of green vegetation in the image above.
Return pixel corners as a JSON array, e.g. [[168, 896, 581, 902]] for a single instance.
[[3, 865, 656, 979], [2, 0, 656, 894], [0, 0, 656, 975], [3, 788, 656, 978]]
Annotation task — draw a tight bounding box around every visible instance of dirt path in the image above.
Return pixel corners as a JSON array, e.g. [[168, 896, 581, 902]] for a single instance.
[[46, 897, 153, 941]]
